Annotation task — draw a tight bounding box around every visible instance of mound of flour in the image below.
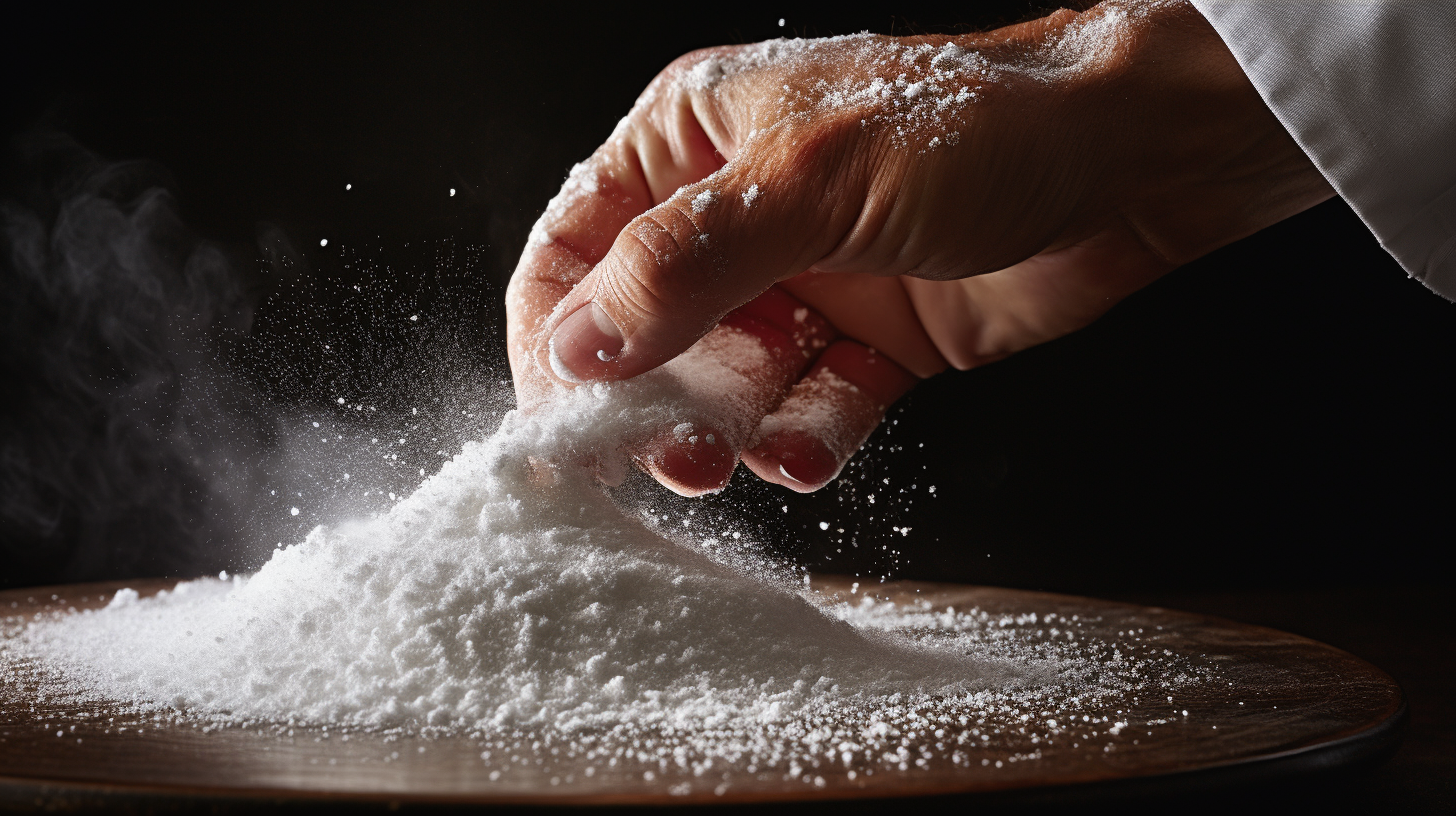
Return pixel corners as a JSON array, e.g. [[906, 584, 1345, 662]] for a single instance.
[[20, 335, 1011, 732]]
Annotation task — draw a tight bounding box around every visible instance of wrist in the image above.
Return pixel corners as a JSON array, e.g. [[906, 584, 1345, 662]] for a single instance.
[[1092, 0, 1334, 261]]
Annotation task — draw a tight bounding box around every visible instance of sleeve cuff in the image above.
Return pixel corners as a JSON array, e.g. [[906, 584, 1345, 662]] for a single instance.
[[1191, 0, 1456, 300]]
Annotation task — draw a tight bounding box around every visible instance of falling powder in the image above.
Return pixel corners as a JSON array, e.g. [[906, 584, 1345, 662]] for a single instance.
[[8, 328, 1212, 786]]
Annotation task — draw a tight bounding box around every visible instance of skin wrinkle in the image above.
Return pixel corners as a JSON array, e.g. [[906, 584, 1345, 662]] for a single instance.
[[904, 278, 980, 371], [656, 93, 724, 197], [600, 228, 681, 328], [781, 123, 877, 275], [617, 202, 733, 341], [908, 266, 1081, 371], [929, 280, 1011, 370], [815, 128, 910, 277], [1116, 211, 1179, 268], [688, 83, 741, 162], [635, 125, 682, 205], [887, 277, 952, 377], [614, 144, 653, 218]]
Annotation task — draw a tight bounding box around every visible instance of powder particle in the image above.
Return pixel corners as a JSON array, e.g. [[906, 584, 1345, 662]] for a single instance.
[[690, 190, 718, 214]]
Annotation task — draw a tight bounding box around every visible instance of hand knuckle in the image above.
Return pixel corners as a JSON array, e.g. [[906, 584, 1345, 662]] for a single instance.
[[603, 208, 706, 320]]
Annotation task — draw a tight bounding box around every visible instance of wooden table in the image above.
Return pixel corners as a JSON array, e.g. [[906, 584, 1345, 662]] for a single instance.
[[0, 578, 1404, 811]]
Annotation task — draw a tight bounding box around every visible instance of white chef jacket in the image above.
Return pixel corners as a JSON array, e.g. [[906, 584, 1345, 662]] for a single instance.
[[1192, 0, 1456, 300]]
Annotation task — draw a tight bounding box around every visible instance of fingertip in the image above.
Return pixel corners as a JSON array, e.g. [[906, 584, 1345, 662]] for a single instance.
[[742, 340, 920, 494], [636, 424, 739, 497], [743, 430, 841, 492]]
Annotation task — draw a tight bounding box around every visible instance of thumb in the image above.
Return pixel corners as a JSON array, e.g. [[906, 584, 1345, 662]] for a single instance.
[[539, 144, 857, 384]]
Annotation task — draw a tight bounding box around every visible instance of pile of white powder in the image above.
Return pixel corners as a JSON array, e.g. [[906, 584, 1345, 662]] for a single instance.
[[5, 325, 1213, 788], [14, 334, 1028, 733], [6, 335, 1211, 789]]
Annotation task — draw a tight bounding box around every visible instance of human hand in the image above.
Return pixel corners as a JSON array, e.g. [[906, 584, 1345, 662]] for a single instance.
[[506, 0, 1332, 496]]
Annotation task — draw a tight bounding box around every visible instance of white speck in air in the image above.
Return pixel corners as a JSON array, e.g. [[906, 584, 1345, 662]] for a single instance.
[[319, 239, 328, 247]]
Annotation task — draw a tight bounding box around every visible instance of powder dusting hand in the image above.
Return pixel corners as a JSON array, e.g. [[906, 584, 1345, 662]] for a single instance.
[[505, 0, 1332, 496]]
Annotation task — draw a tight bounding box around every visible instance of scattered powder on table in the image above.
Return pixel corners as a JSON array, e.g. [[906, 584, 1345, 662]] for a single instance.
[[10, 330, 1208, 785]]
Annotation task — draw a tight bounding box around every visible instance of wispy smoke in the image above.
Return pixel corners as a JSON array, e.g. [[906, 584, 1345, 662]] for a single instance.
[[1, 133, 267, 585], [0, 133, 511, 588]]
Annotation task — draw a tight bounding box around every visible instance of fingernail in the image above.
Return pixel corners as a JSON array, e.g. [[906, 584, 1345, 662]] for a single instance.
[[547, 302, 624, 383], [750, 430, 840, 492], [638, 423, 738, 497], [778, 463, 806, 483]]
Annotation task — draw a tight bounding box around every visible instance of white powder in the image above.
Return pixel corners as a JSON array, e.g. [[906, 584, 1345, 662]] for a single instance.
[[8, 318, 1211, 787], [1005, 2, 1161, 85], [752, 368, 870, 458], [690, 189, 717, 214], [15, 333, 1018, 734], [1049, 5, 1133, 67], [680, 36, 994, 151], [526, 161, 600, 249], [741, 183, 759, 208]]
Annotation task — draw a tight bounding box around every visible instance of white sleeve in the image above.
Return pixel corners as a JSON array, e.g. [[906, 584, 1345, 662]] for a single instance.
[[1191, 0, 1456, 300]]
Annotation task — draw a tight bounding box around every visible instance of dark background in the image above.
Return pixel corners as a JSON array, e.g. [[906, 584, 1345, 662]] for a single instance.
[[1, 2, 1451, 811], [4, 0, 1450, 593]]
